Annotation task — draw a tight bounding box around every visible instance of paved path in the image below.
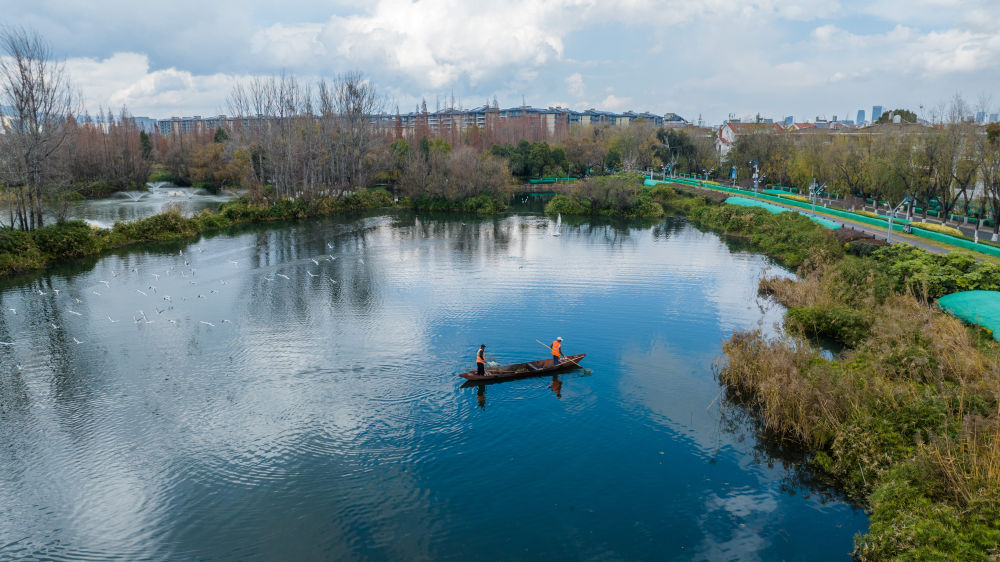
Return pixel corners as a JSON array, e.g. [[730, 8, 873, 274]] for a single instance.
[[675, 182, 954, 255]]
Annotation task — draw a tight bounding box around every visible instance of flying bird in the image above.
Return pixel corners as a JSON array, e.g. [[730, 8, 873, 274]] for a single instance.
[[72, 337, 84, 344], [307, 271, 318, 277], [107, 315, 119, 323], [67, 310, 82, 316], [99, 280, 110, 287], [311, 258, 319, 265], [276, 273, 290, 280], [200, 321, 215, 327], [136, 289, 147, 296], [93, 291, 102, 296]]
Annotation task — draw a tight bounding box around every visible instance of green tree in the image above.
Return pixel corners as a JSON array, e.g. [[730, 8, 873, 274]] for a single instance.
[[139, 130, 152, 160], [875, 109, 918, 124], [213, 126, 228, 143]]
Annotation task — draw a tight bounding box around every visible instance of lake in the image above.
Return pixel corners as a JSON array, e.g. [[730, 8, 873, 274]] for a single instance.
[[0, 212, 866, 560]]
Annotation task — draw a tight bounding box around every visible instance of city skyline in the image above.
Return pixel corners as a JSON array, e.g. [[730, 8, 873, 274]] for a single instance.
[[5, 1, 999, 124]]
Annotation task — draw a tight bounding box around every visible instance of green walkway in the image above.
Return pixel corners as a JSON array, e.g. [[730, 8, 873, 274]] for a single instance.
[[725, 197, 842, 230]]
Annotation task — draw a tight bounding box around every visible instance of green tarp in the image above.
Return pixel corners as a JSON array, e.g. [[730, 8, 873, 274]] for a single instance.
[[725, 197, 842, 230], [938, 290, 1000, 340]]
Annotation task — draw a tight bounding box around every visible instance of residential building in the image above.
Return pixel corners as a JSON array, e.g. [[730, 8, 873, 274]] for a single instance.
[[716, 121, 783, 156]]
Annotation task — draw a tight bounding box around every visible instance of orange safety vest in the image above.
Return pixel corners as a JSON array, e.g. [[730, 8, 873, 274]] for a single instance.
[[551, 340, 561, 356], [477, 348, 485, 364]]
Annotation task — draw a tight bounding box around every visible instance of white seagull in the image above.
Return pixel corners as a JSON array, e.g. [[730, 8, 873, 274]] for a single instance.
[[107, 315, 119, 323], [136, 289, 147, 296], [72, 337, 84, 344], [200, 321, 215, 327]]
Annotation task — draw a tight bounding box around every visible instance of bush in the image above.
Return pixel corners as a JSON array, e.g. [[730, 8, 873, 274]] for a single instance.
[[786, 305, 873, 346], [910, 222, 964, 237], [31, 221, 106, 259], [544, 194, 588, 215]]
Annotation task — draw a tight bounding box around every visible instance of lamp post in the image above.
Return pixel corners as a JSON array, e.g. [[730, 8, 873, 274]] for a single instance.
[[751, 161, 759, 199], [809, 178, 826, 215], [887, 196, 910, 244]]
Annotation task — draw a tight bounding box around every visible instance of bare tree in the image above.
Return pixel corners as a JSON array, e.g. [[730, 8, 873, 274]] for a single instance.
[[0, 27, 77, 230]]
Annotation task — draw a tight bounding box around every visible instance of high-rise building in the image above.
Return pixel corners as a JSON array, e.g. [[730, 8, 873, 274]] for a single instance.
[[990, 113, 999, 124], [783, 115, 794, 126], [976, 111, 987, 124], [872, 105, 884, 122], [857, 109, 866, 125]]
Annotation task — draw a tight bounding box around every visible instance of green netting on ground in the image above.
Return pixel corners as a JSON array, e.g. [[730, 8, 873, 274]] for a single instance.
[[725, 197, 842, 230], [938, 290, 1000, 340]]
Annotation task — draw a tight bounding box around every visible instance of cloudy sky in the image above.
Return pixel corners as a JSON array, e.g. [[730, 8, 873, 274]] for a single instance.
[[6, 0, 999, 124]]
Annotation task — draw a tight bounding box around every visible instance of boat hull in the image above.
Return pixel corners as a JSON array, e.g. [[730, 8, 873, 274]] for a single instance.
[[458, 354, 586, 384]]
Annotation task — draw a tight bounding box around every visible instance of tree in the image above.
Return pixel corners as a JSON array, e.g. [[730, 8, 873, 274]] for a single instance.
[[875, 108, 918, 124], [139, 130, 153, 160], [0, 27, 77, 230]]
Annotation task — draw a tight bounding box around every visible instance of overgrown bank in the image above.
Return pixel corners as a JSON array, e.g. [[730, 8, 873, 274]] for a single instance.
[[660, 187, 1000, 558], [0, 190, 393, 277]]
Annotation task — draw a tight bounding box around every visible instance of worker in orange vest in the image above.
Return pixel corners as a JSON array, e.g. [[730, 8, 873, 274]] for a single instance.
[[551, 337, 563, 366], [476, 344, 487, 376]]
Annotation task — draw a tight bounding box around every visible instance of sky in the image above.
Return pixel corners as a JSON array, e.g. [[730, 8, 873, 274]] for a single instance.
[[4, 0, 999, 125]]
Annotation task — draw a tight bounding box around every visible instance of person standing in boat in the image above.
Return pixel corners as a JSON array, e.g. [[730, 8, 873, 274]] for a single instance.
[[551, 337, 563, 366], [476, 344, 487, 376]]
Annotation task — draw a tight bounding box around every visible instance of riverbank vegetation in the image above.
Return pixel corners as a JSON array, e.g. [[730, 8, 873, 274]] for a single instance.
[[656, 187, 1000, 558], [0, 190, 394, 277], [542, 173, 671, 219]]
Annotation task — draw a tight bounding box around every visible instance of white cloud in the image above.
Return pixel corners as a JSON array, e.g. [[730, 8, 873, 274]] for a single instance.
[[566, 72, 586, 98], [66, 53, 240, 117], [600, 93, 631, 111]]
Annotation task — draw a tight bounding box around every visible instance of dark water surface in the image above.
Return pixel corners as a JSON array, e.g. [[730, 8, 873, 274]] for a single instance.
[[0, 213, 866, 560]]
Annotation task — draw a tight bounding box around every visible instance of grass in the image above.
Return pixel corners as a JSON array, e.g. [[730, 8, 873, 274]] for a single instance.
[[720, 238, 1000, 559], [650, 185, 1000, 557]]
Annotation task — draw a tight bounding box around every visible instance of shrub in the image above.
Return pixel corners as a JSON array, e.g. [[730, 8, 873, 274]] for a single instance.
[[544, 194, 588, 215], [32, 221, 106, 259], [910, 222, 964, 237], [787, 305, 873, 346]]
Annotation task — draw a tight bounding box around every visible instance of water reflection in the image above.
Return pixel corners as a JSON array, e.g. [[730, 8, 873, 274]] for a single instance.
[[0, 212, 865, 560], [64, 183, 237, 228]]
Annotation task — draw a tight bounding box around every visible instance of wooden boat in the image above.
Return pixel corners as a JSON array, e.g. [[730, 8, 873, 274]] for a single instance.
[[458, 354, 586, 384]]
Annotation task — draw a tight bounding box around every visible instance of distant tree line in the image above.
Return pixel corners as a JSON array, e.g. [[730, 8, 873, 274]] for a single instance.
[[4, 26, 1000, 236]]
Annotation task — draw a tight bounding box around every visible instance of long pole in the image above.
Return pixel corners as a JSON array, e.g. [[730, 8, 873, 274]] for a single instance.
[[535, 339, 584, 369]]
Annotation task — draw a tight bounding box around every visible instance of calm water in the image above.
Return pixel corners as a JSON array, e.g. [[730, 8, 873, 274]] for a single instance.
[[67, 183, 237, 229], [0, 213, 866, 560]]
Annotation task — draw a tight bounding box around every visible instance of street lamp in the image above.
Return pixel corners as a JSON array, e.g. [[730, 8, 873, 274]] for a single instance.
[[809, 178, 826, 215], [887, 196, 910, 244]]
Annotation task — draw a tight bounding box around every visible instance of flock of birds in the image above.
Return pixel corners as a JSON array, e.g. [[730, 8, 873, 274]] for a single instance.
[[0, 241, 348, 362]]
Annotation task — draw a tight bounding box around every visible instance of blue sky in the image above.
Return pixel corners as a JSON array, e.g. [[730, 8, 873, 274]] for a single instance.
[[5, 0, 998, 124]]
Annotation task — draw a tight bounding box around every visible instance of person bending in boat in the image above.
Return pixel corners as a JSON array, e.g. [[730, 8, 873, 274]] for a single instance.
[[551, 337, 563, 366], [476, 344, 487, 376]]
